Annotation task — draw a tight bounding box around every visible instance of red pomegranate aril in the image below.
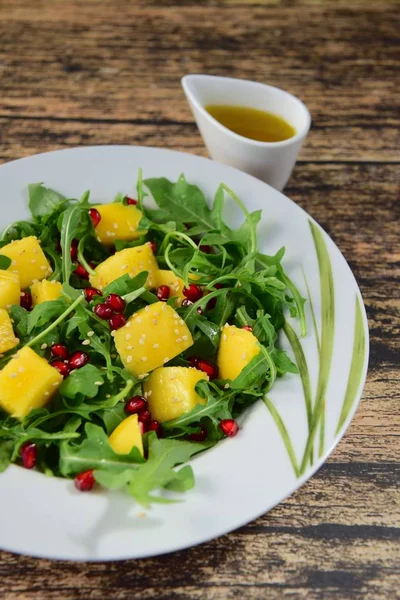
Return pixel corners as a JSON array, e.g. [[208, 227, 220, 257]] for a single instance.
[[188, 356, 199, 368], [138, 409, 151, 423], [20, 441, 37, 469], [20, 291, 32, 311], [149, 241, 157, 254], [88, 208, 101, 228], [156, 285, 170, 302], [125, 396, 147, 415], [242, 325, 253, 332], [200, 245, 212, 254], [190, 427, 207, 442], [70, 239, 79, 261], [51, 344, 69, 360], [196, 306, 203, 315], [69, 351, 89, 370], [197, 359, 218, 380], [51, 360, 70, 378], [74, 469, 95, 492], [219, 419, 239, 437], [74, 263, 89, 280], [109, 313, 126, 330], [207, 297, 217, 311], [148, 420, 163, 437], [105, 293, 126, 313], [181, 298, 193, 308], [93, 303, 113, 320], [138, 420, 147, 435], [183, 284, 203, 303], [125, 196, 137, 205], [85, 287, 101, 302]]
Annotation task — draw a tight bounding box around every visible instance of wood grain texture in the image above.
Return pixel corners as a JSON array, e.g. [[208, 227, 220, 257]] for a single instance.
[[0, 1, 399, 599]]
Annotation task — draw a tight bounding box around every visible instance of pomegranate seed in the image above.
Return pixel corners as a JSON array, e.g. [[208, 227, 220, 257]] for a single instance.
[[109, 313, 126, 330], [149, 241, 157, 254], [74, 263, 89, 280], [20, 291, 32, 311], [190, 427, 207, 442], [85, 287, 101, 302], [138, 409, 151, 423], [197, 359, 218, 379], [51, 344, 69, 360], [88, 208, 101, 228], [219, 419, 239, 437], [188, 356, 198, 368], [69, 351, 89, 370], [242, 325, 253, 332], [183, 284, 203, 303], [200, 245, 212, 254], [147, 420, 163, 437], [74, 469, 95, 492], [125, 196, 137, 205], [138, 420, 147, 435], [125, 396, 147, 415], [20, 442, 37, 469], [196, 306, 203, 315], [70, 239, 79, 261], [156, 285, 170, 302], [105, 293, 126, 313], [181, 298, 193, 308], [207, 297, 217, 311], [51, 360, 70, 378], [93, 303, 113, 319]]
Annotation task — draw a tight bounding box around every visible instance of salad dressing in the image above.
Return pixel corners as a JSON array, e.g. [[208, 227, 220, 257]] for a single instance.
[[205, 104, 296, 143]]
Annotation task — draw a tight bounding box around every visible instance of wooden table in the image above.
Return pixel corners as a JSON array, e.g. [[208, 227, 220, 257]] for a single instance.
[[0, 1, 399, 598]]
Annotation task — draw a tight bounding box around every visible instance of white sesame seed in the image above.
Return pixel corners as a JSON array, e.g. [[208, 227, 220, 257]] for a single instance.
[[41, 343, 48, 350], [138, 373, 148, 379], [223, 334, 227, 341], [106, 231, 116, 237], [141, 356, 148, 362], [52, 382, 59, 387], [82, 339, 91, 346], [182, 335, 188, 341], [139, 263, 144, 269], [127, 345, 133, 350], [145, 305, 150, 312], [242, 353, 247, 360], [163, 357, 170, 363], [10, 373, 17, 378], [176, 338, 182, 343], [11, 260, 17, 266], [179, 319, 185, 325], [87, 331, 95, 337], [111, 330, 116, 337], [153, 311, 159, 317], [94, 381, 103, 385], [153, 319, 158, 325], [40, 265, 47, 270], [121, 264, 128, 270], [127, 355, 133, 363], [125, 334, 131, 341], [174, 329, 180, 335], [30, 259, 37, 264], [139, 339, 145, 345], [44, 391, 50, 397], [147, 390, 152, 397], [17, 367, 24, 373], [137, 317, 142, 324], [224, 383, 230, 389], [153, 343, 159, 349], [113, 223, 118, 229], [125, 321, 131, 328], [106, 394, 111, 398]]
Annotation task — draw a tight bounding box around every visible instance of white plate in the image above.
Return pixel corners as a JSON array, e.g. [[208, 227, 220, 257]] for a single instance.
[[0, 146, 369, 561]]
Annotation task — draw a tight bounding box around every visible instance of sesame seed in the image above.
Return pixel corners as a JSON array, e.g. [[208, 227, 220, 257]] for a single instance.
[[41, 343, 48, 350], [10, 373, 17, 378], [139, 339, 145, 345], [20, 292, 25, 297], [179, 319, 185, 325], [113, 223, 118, 229], [174, 329, 180, 335], [176, 338, 182, 343], [87, 331, 95, 337], [94, 381, 103, 385], [106, 394, 111, 398], [138, 373, 148, 379], [121, 264, 128, 270], [127, 355, 133, 363], [153, 311, 159, 317], [18, 367, 24, 373], [30, 259, 37, 264], [153, 319, 158, 325], [153, 343, 159, 349], [139, 263, 144, 269], [145, 305, 150, 312], [223, 334, 227, 341], [141, 356, 148, 362], [125, 334, 132, 341], [137, 317, 142, 323], [125, 321, 131, 328], [40, 265, 47, 270], [111, 330, 116, 337], [182, 335, 188, 341], [11, 260, 17, 266], [144, 392, 148, 398], [82, 339, 91, 346], [242, 353, 247, 360], [224, 383, 230, 389], [127, 345, 133, 350], [147, 390, 152, 397], [52, 382, 59, 387], [163, 357, 170, 363], [44, 391, 50, 397], [106, 231, 116, 237]]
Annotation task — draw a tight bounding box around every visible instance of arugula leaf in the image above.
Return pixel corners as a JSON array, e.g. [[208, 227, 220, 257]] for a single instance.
[[27, 298, 69, 333], [0, 440, 14, 473], [0, 255, 12, 270], [60, 423, 144, 477], [59, 365, 105, 399], [28, 183, 66, 219]]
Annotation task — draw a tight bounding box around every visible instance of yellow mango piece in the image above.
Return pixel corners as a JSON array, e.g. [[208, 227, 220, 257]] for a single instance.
[[0, 309, 19, 354], [0, 347, 62, 419], [31, 280, 63, 306], [108, 414, 144, 456], [94, 202, 145, 246], [1, 236, 52, 289], [145, 367, 207, 423], [0, 270, 20, 310], [217, 324, 260, 381], [155, 270, 185, 303], [89, 243, 158, 291], [114, 302, 193, 377]]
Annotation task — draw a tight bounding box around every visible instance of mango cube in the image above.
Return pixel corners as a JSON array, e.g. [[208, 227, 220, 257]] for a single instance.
[[0, 270, 20, 310], [94, 202, 145, 246], [0, 309, 19, 354], [155, 270, 186, 304], [1, 236, 52, 289], [145, 367, 207, 423], [0, 347, 62, 419], [217, 324, 260, 380], [114, 302, 193, 377], [89, 243, 158, 291], [108, 414, 143, 456], [31, 280, 63, 306]]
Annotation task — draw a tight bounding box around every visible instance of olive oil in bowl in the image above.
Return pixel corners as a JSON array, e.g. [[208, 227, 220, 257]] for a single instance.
[[205, 105, 296, 143]]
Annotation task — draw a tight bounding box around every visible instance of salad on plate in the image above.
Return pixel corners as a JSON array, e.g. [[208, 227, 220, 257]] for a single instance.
[[0, 172, 305, 506]]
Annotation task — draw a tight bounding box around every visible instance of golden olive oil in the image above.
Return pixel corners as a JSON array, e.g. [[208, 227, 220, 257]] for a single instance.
[[205, 104, 296, 142]]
